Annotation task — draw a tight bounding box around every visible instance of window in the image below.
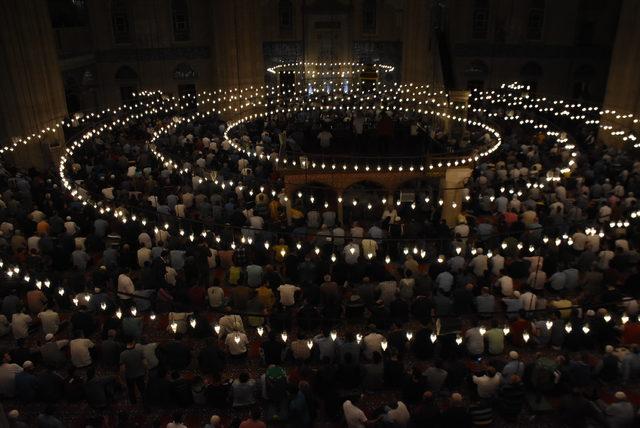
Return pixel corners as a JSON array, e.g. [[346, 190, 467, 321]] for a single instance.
[[363, 0, 377, 34], [279, 0, 293, 32], [111, 0, 130, 44], [526, 0, 545, 40], [472, 0, 489, 40], [172, 0, 190, 41]]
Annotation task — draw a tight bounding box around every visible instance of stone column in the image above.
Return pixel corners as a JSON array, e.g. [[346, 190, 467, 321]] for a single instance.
[[211, 0, 265, 90], [441, 167, 472, 226], [0, 0, 68, 170], [601, 0, 640, 146], [402, 0, 436, 84]]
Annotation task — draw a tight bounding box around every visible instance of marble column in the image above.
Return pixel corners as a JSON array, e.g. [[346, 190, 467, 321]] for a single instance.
[[601, 0, 640, 146], [401, 0, 437, 85], [0, 0, 68, 170], [441, 167, 472, 227], [211, 0, 265, 90]]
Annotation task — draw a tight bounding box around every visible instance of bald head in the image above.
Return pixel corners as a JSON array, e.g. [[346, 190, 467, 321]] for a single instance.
[[209, 415, 221, 427]]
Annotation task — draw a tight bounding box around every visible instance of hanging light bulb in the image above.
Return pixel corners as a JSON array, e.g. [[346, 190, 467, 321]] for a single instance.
[[546, 320, 553, 330], [257, 326, 264, 336], [455, 335, 463, 345], [190, 318, 197, 329], [522, 332, 530, 343], [115, 308, 122, 319], [281, 331, 288, 342], [430, 333, 438, 343], [406, 331, 413, 341], [582, 324, 590, 334], [565, 323, 572, 333], [264, 241, 270, 250], [149, 312, 156, 321], [130, 306, 137, 317], [381, 339, 388, 351], [100, 302, 107, 311], [233, 334, 241, 344], [307, 340, 314, 350], [604, 314, 611, 323], [621, 314, 629, 324], [502, 325, 510, 335], [330, 331, 338, 341], [356, 333, 363, 344], [214, 324, 221, 335]]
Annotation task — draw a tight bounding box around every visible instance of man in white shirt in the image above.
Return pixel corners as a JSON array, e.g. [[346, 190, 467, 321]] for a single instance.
[[465, 326, 485, 356], [527, 270, 547, 290], [343, 399, 368, 428], [225, 332, 249, 356], [218, 314, 245, 336], [37, 308, 60, 335], [11, 311, 32, 340], [377, 281, 398, 306], [362, 331, 385, 360], [277, 284, 300, 307], [384, 401, 410, 426], [473, 368, 502, 398], [137, 245, 152, 268], [519, 290, 538, 311], [343, 243, 360, 265], [117, 271, 135, 299], [207, 285, 226, 308], [70, 334, 95, 368], [469, 249, 488, 277], [0, 354, 23, 397]]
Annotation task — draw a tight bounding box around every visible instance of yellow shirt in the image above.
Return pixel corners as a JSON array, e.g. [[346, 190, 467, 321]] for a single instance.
[[257, 286, 275, 309], [550, 299, 573, 319], [273, 245, 288, 262]]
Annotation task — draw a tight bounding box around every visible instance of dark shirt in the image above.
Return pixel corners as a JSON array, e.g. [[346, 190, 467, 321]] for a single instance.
[[158, 340, 191, 370], [15, 371, 38, 402], [100, 339, 124, 368], [262, 340, 285, 365], [37, 370, 65, 403]]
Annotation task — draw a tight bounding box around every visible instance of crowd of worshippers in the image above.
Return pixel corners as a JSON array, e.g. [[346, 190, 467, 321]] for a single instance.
[[244, 100, 476, 155], [0, 113, 638, 427]]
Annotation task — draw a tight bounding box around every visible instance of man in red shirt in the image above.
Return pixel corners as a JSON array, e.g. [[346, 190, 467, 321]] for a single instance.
[[239, 407, 266, 428]]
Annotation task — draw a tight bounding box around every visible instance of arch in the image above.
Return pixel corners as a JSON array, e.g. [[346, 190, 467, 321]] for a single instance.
[[115, 65, 138, 81], [342, 180, 386, 224], [519, 61, 543, 78], [172, 0, 190, 41]]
